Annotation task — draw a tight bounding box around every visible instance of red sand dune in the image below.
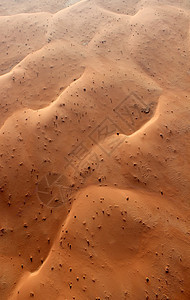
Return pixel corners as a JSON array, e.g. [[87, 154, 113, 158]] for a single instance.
[[0, 0, 190, 299]]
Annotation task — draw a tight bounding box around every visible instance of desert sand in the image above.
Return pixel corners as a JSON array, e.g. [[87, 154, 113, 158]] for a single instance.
[[0, 0, 190, 299]]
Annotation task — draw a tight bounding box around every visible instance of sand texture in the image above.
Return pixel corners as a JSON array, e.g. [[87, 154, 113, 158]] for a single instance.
[[0, 0, 190, 299]]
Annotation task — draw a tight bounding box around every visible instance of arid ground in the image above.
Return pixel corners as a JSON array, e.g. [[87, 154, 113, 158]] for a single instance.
[[0, 0, 190, 299]]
